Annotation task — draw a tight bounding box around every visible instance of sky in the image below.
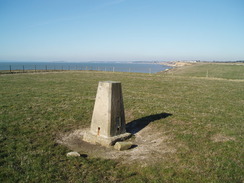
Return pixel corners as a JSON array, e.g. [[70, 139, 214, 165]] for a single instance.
[[0, 0, 243, 62]]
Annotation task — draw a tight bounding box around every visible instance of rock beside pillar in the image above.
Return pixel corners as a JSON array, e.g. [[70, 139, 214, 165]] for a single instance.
[[114, 141, 133, 151]]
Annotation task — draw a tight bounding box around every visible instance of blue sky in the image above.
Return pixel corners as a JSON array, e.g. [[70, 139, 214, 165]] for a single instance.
[[0, 0, 243, 62]]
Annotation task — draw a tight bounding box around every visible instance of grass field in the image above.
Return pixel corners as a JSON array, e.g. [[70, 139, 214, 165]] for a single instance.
[[0, 63, 243, 182], [168, 62, 244, 80]]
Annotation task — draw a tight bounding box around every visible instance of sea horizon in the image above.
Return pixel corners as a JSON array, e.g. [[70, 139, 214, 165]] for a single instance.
[[0, 61, 171, 74]]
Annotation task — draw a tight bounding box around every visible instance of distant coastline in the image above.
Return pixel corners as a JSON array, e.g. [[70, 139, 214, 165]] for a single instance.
[[0, 61, 172, 74]]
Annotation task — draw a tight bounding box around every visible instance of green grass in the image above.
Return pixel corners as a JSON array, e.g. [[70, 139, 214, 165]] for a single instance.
[[168, 63, 244, 80], [0, 64, 243, 182]]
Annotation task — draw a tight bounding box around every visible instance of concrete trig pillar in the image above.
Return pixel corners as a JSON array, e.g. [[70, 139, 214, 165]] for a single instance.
[[83, 81, 131, 146]]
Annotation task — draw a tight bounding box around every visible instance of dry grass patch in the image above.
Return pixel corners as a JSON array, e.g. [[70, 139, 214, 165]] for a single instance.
[[211, 133, 236, 142]]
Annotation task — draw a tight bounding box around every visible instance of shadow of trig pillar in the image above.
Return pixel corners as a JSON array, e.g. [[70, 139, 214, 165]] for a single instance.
[[83, 81, 131, 147]]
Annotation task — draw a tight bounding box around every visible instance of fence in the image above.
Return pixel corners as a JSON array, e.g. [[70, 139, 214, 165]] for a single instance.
[[0, 64, 155, 74]]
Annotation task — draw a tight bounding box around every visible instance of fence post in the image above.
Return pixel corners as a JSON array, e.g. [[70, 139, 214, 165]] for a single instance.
[[35, 65, 36, 72], [113, 67, 115, 72], [9, 65, 12, 73], [23, 65, 25, 73], [45, 65, 47, 71]]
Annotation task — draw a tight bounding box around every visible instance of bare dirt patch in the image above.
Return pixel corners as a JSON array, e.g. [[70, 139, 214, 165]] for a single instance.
[[57, 123, 176, 166], [211, 133, 236, 142]]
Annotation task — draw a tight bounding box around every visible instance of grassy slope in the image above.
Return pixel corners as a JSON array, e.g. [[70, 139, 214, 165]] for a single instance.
[[168, 63, 244, 80], [0, 64, 243, 182]]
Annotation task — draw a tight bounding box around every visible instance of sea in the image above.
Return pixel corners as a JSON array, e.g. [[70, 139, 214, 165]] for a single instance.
[[0, 61, 171, 74]]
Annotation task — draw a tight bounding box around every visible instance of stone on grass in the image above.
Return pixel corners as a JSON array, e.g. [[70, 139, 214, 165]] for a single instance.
[[66, 151, 80, 157], [114, 141, 133, 151]]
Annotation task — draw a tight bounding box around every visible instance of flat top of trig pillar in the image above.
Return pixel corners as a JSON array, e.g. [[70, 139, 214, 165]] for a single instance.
[[99, 81, 121, 84]]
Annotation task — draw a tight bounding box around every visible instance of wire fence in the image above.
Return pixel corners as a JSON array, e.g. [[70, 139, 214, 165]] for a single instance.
[[0, 64, 156, 74]]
